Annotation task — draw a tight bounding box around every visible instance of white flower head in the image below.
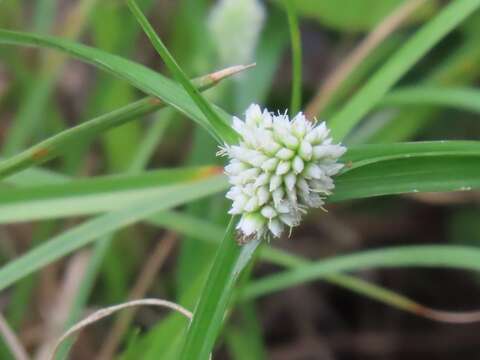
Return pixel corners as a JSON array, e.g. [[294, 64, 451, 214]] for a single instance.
[[221, 104, 347, 244], [208, 0, 265, 66]]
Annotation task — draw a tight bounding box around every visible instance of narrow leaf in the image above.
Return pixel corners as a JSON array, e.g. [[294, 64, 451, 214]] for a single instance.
[[242, 245, 480, 300], [0, 29, 233, 142], [0, 175, 226, 291], [0, 64, 252, 180], [283, 0, 302, 114], [126, 0, 238, 144], [380, 86, 480, 113], [328, 0, 480, 140], [180, 218, 261, 360], [0, 168, 228, 223]]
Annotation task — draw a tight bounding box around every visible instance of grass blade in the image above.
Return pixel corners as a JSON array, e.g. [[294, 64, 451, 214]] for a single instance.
[[328, 0, 480, 141], [0, 29, 233, 142], [126, 0, 238, 144], [5, 166, 473, 329], [365, 34, 480, 143], [2, 167, 69, 187], [0, 168, 227, 223], [2, 98, 155, 178], [333, 142, 480, 201], [334, 155, 480, 201], [3, 141, 479, 222], [0, 174, 226, 291], [150, 211, 480, 324], [342, 141, 480, 166], [379, 86, 480, 113], [0, 64, 252, 180], [283, 0, 302, 114], [180, 218, 261, 360], [241, 245, 480, 300], [3, 0, 98, 155]]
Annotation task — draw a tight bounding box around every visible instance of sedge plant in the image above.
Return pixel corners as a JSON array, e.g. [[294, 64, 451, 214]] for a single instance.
[[0, 0, 480, 359]]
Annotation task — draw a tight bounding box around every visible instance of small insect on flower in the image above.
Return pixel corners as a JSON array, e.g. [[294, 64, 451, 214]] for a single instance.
[[220, 104, 347, 244]]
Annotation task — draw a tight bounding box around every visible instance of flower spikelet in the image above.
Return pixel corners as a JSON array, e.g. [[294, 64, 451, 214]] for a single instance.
[[208, 0, 265, 66], [222, 104, 347, 243]]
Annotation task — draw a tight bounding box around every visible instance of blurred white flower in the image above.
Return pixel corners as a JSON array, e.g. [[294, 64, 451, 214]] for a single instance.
[[221, 104, 347, 243], [208, 0, 265, 66]]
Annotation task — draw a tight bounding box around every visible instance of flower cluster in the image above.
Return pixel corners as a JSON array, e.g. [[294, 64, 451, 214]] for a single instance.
[[222, 104, 347, 243], [208, 0, 265, 66]]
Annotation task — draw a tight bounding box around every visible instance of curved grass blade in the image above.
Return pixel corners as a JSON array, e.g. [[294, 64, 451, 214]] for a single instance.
[[332, 154, 480, 201], [328, 0, 480, 141], [2, 98, 155, 178], [364, 34, 480, 144], [241, 245, 480, 300], [0, 174, 226, 292], [3, 141, 479, 222], [342, 141, 480, 168], [2, 167, 69, 187], [134, 211, 480, 326], [332, 141, 480, 201], [126, 0, 238, 144], [3, 0, 98, 155], [0, 64, 252, 180], [147, 211, 462, 322], [58, 104, 175, 360], [5, 166, 477, 329], [179, 218, 261, 360], [0, 168, 228, 224], [379, 86, 480, 113], [0, 29, 232, 143]]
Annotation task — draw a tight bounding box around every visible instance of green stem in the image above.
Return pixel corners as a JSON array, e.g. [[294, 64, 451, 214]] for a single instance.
[[180, 218, 261, 360], [283, 0, 302, 114], [0, 65, 248, 180], [126, 0, 238, 145]]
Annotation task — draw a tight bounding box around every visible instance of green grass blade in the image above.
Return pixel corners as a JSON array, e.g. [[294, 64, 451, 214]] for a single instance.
[[149, 211, 471, 323], [331, 141, 480, 201], [241, 245, 480, 300], [0, 64, 251, 180], [4, 75, 56, 155], [57, 94, 174, 359], [2, 166, 69, 187], [379, 86, 480, 113], [0, 29, 233, 142], [1, 98, 155, 178], [342, 141, 480, 168], [328, 0, 480, 141], [126, 0, 238, 144], [283, 0, 302, 114], [4, 141, 479, 222], [319, 35, 404, 119], [0, 174, 226, 292], [365, 34, 480, 143], [180, 218, 261, 360], [0, 168, 228, 223], [127, 112, 172, 173], [3, 0, 98, 155], [3, 159, 464, 329], [333, 155, 480, 201]]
